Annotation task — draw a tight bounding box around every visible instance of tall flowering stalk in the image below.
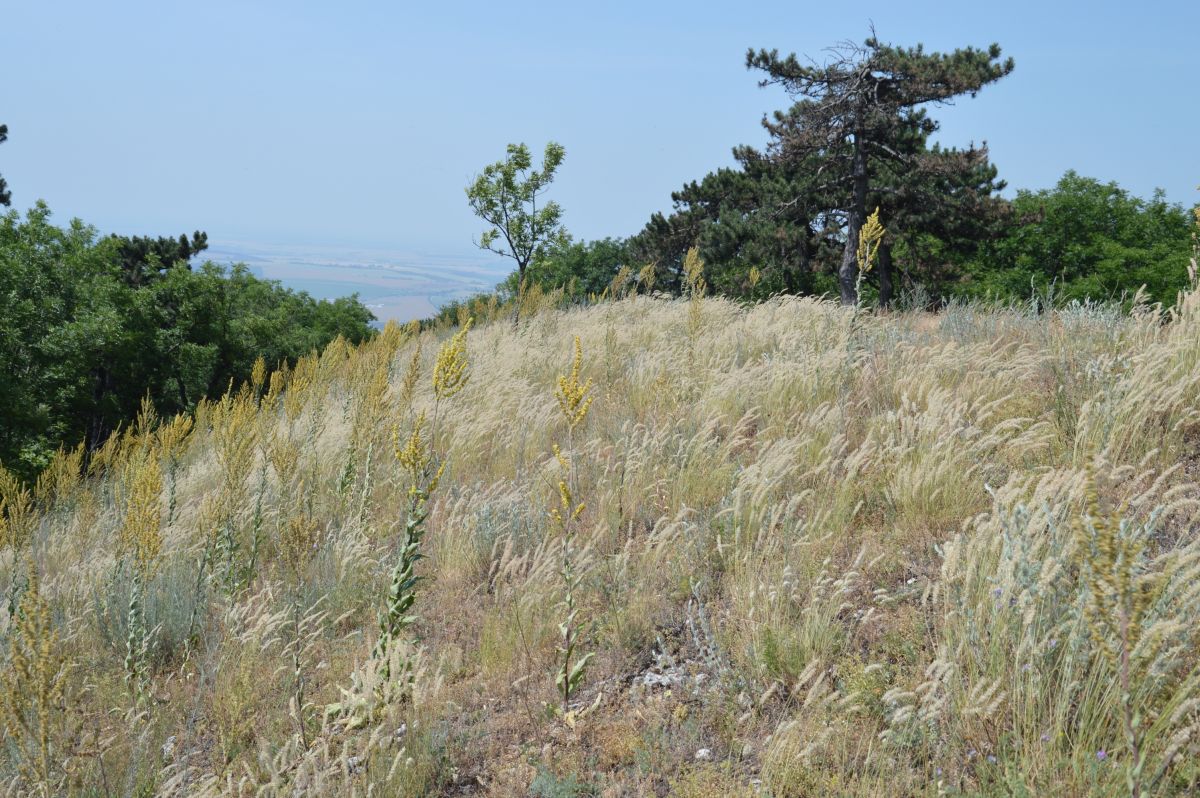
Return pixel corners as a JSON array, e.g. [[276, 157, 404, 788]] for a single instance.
[[683, 248, 708, 374], [119, 448, 163, 702], [854, 207, 885, 309], [1, 466, 35, 620], [155, 414, 193, 527], [280, 511, 321, 746], [1072, 467, 1200, 797], [375, 321, 470, 686], [0, 559, 72, 795], [551, 336, 595, 715]]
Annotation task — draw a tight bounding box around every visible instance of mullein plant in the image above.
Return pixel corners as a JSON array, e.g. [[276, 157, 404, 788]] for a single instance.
[[840, 208, 886, 426], [333, 322, 472, 726], [550, 336, 596, 720], [155, 414, 193, 528], [683, 247, 707, 377], [377, 322, 471, 664], [118, 445, 163, 704], [1072, 468, 1200, 798], [345, 326, 405, 526], [854, 206, 885, 308], [247, 359, 275, 587], [1, 465, 36, 620], [32, 443, 85, 513], [1, 558, 75, 795], [279, 510, 323, 748], [211, 388, 259, 594]]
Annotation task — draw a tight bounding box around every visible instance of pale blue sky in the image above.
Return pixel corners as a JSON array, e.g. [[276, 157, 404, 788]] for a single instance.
[[4, 0, 1198, 258]]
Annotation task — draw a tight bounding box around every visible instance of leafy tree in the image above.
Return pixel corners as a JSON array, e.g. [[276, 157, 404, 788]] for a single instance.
[[963, 171, 1195, 305], [0, 124, 10, 207], [747, 33, 1013, 304], [466, 142, 569, 312], [0, 204, 375, 480], [500, 238, 630, 298]]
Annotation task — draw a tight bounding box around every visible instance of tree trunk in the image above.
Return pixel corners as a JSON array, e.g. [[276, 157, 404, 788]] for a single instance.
[[85, 365, 113, 451], [513, 264, 526, 325], [838, 131, 870, 306], [878, 242, 894, 309]]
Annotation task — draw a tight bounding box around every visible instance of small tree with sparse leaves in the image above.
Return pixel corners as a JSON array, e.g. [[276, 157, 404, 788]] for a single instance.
[[466, 142, 569, 318]]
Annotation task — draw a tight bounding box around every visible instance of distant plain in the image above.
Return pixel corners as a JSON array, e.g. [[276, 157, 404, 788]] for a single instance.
[[205, 240, 504, 323]]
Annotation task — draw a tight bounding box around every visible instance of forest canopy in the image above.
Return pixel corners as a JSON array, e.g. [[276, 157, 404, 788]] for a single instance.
[[0, 203, 375, 479]]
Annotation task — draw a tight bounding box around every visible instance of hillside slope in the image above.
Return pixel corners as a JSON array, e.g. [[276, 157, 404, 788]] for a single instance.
[[3, 283, 1200, 796]]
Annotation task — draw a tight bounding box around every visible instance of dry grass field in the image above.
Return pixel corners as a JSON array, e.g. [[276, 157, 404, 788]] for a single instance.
[[3, 266, 1200, 796]]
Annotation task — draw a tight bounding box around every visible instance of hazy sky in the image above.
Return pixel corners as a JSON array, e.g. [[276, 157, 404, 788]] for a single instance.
[[4, 1, 1198, 257]]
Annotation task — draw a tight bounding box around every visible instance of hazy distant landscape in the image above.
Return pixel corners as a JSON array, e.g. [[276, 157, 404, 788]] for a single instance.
[[205, 240, 505, 323]]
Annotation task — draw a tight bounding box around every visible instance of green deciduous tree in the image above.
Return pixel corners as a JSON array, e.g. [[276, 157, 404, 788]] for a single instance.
[[0, 203, 375, 480], [466, 142, 569, 313], [964, 171, 1195, 305], [501, 238, 630, 298]]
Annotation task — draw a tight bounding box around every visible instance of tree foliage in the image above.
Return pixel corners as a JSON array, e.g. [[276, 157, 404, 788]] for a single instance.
[[0, 124, 10, 207], [628, 33, 1013, 307], [466, 142, 569, 291], [500, 238, 630, 298], [746, 33, 1013, 304], [963, 171, 1196, 305], [0, 204, 375, 479], [109, 230, 209, 287]]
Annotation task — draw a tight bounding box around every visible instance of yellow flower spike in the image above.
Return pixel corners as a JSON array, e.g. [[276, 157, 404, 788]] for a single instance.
[[280, 513, 321, 574], [637, 262, 657, 292], [119, 452, 163, 577], [555, 337, 594, 430], [683, 247, 707, 297], [552, 443, 570, 471], [400, 339, 423, 409], [433, 318, 473, 400], [250, 356, 267, 394], [394, 411, 445, 497], [394, 413, 430, 478], [856, 207, 886, 274]]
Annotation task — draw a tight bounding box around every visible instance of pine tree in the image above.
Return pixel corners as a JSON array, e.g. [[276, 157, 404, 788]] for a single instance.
[[747, 31, 1013, 304], [0, 124, 11, 207]]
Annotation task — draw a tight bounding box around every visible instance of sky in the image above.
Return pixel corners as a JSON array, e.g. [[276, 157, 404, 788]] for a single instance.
[[3, 0, 1199, 261]]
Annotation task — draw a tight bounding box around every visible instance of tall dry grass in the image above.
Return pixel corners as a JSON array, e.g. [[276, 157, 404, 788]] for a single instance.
[[1, 260, 1199, 796]]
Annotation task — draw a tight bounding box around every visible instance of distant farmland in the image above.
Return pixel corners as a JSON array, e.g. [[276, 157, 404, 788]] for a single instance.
[[206, 240, 505, 322]]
